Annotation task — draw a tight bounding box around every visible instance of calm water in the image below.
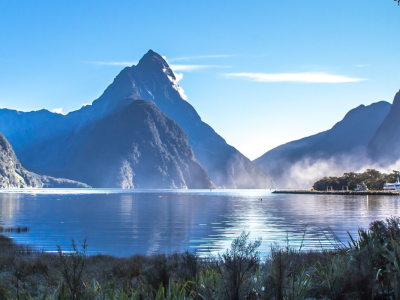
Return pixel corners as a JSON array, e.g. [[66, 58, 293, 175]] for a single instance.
[[1, 189, 400, 256]]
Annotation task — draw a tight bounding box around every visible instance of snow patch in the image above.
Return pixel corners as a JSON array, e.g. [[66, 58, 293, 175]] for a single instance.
[[52, 108, 64, 114]]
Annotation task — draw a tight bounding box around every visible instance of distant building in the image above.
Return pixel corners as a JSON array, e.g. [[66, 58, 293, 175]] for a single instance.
[[383, 177, 400, 191]]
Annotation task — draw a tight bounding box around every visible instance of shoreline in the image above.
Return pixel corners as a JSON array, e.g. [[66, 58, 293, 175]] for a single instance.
[[1, 217, 400, 299], [273, 189, 400, 195]]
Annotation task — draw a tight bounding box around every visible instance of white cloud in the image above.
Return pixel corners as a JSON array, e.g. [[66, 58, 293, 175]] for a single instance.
[[86, 61, 137, 66], [52, 108, 64, 114], [225, 72, 366, 83], [169, 55, 235, 62], [167, 75, 188, 100], [85, 60, 230, 73], [170, 64, 231, 72], [174, 72, 184, 82], [82, 103, 91, 107], [356, 64, 369, 68]]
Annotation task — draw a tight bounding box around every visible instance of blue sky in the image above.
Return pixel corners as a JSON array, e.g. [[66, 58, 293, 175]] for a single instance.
[[0, 1, 399, 159]]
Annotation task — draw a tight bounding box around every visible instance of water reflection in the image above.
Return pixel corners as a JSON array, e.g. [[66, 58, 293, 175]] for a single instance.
[[0, 190, 400, 256], [0, 193, 23, 227]]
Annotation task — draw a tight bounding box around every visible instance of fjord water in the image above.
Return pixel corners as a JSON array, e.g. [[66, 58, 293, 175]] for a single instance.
[[0, 189, 399, 256]]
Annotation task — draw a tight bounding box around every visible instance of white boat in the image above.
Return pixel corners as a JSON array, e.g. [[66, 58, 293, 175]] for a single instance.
[[383, 177, 400, 191]]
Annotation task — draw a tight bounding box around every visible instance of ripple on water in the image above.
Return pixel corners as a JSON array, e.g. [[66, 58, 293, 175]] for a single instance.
[[0, 189, 399, 256]]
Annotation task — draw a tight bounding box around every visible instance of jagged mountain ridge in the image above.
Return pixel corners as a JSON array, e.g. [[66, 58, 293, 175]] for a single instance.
[[54, 100, 214, 188], [72, 50, 274, 188], [1, 50, 275, 189], [0, 132, 90, 188], [254, 101, 391, 188]]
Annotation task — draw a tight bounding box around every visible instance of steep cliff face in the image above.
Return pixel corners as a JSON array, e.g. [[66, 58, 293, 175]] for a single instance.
[[0, 133, 90, 188], [254, 101, 391, 188], [0, 50, 274, 189], [70, 50, 274, 188], [367, 90, 400, 163], [56, 100, 214, 189]]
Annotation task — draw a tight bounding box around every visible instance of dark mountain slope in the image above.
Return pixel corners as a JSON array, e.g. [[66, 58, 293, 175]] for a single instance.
[[0, 132, 89, 188], [0, 50, 274, 189], [0, 109, 65, 154], [55, 100, 214, 189], [253, 131, 327, 185], [254, 101, 391, 188], [311, 101, 391, 155], [83, 50, 274, 188], [0, 109, 63, 138], [367, 90, 400, 163]]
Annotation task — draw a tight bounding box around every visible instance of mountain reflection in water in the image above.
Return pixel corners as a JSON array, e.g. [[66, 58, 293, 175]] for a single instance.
[[0, 189, 399, 256]]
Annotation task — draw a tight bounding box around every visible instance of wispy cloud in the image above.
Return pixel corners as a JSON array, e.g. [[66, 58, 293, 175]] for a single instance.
[[225, 72, 366, 83], [170, 64, 231, 72], [168, 54, 235, 62], [52, 108, 64, 114], [85, 61, 230, 72], [86, 61, 137, 66], [356, 64, 369, 68]]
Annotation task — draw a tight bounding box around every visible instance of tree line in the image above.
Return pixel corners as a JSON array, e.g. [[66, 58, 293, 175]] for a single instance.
[[313, 169, 400, 191]]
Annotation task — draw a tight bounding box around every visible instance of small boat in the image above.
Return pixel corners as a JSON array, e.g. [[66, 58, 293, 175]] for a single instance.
[[383, 177, 400, 191], [354, 183, 368, 191]]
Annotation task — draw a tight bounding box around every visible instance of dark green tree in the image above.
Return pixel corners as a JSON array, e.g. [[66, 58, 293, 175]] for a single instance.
[[313, 169, 399, 191]]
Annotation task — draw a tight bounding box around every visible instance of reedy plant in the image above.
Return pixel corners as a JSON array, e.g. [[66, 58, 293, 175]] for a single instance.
[[56, 239, 87, 300], [5, 217, 400, 299], [215, 231, 261, 300]]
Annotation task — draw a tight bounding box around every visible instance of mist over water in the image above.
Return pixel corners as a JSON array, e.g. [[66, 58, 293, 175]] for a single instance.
[[1, 189, 399, 256], [278, 153, 400, 189]]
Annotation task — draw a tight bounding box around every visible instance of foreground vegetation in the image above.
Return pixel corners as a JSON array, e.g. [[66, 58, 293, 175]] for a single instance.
[[2, 218, 400, 299], [313, 169, 400, 191]]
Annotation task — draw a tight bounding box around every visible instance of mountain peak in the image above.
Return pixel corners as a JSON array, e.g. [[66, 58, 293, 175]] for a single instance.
[[144, 49, 158, 57], [367, 89, 400, 162], [392, 89, 400, 106], [136, 50, 177, 83], [137, 50, 169, 69]]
